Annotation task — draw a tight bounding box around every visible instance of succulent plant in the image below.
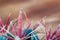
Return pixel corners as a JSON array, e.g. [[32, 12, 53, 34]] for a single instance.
[[0, 9, 60, 40]]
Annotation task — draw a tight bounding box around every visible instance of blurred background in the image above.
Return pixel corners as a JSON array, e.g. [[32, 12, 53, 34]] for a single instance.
[[0, 0, 60, 40]]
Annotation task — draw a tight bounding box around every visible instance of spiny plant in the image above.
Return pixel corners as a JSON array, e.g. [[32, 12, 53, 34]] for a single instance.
[[0, 9, 60, 40]]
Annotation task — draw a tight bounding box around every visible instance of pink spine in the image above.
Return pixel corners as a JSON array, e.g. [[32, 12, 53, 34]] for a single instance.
[[17, 10, 22, 37]]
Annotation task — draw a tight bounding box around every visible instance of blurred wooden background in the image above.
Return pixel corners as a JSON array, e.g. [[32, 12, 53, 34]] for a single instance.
[[0, 0, 60, 26]]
